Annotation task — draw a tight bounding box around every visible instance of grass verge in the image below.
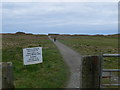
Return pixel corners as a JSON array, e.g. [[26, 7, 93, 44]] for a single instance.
[[2, 34, 69, 88], [57, 35, 118, 69]]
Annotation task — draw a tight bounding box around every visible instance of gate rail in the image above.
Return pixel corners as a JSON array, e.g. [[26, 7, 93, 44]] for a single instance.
[[103, 54, 120, 57]]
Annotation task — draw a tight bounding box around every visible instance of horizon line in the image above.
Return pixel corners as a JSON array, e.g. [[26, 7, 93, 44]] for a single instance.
[[0, 32, 119, 35]]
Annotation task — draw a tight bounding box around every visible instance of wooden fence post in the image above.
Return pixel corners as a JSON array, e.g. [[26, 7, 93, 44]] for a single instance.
[[0, 63, 2, 90], [2, 62, 14, 89], [81, 56, 102, 88]]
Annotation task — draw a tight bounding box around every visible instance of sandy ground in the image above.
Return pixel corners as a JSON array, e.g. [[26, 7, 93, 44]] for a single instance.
[[48, 36, 82, 88]]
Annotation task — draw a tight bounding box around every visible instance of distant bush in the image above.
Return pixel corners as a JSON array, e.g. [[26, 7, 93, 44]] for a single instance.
[[16, 32, 25, 35]]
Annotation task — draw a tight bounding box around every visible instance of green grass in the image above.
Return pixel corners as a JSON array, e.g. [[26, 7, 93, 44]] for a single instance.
[[58, 35, 118, 55], [57, 35, 119, 88], [2, 34, 69, 88], [57, 35, 118, 69]]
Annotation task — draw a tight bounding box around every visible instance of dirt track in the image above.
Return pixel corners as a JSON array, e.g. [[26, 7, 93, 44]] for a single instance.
[[48, 36, 82, 88]]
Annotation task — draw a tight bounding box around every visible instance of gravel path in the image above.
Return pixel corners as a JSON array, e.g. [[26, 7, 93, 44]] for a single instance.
[[48, 36, 82, 88]]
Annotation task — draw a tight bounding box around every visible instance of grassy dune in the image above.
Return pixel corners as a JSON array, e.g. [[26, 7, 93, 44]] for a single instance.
[[2, 34, 69, 88], [57, 35, 119, 69]]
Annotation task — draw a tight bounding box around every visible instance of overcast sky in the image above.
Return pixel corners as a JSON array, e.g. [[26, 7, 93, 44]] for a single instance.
[[2, 2, 118, 35]]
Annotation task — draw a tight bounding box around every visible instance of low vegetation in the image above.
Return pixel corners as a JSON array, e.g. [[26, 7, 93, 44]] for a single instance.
[[57, 34, 119, 88], [57, 35, 119, 69], [2, 34, 69, 88]]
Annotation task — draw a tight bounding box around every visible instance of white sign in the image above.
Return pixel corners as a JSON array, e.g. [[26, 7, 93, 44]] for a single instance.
[[23, 47, 43, 65]]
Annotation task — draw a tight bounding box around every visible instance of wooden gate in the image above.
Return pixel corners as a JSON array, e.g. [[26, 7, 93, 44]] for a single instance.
[[101, 54, 120, 88], [81, 54, 120, 88]]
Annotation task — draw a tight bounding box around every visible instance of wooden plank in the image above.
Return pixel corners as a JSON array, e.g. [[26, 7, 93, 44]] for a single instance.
[[103, 69, 120, 72], [99, 54, 103, 88], [0, 63, 2, 90], [2, 62, 14, 89], [102, 84, 120, 86], [82, 56, 101, 88]]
